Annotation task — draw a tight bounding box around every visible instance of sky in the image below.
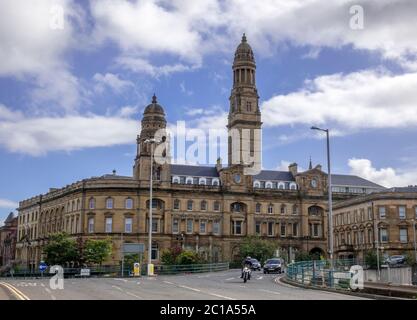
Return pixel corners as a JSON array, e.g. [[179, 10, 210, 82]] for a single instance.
[[1, 0, 417, 224]]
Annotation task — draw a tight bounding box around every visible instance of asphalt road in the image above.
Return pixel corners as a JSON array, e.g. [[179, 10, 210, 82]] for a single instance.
[[0, 269, 368, 300]]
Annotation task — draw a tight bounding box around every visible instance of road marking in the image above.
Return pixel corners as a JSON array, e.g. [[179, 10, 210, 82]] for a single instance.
[[208, 293, 235, 300], [136, 282, 141, 285], [0, 282, 30, 300], [275, 276, 297, 289], [111, 285, 123, 291], [259, 289, 281, 295], [113, 278, 128, 283], [125, 291, 143, 299], [45, 288, 52, 294], [225, 277, 235, 281], [163, 281, 174, 285], [179, 285, 201, 292], [256, 276, 263, 280], [41, 283, 45, 287]]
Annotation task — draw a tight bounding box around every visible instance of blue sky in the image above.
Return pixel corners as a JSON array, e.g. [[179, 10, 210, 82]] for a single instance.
[[1, 0, 417, 224]]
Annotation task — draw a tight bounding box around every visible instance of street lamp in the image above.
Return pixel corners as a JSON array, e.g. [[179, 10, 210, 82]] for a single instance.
[[311, 126, 334, 270], [144, 138, 160, 276]]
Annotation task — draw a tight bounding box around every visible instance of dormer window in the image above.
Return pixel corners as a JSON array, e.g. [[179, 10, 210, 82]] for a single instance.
[[199, 177, 207, 185], [278, 182, 285, 190], [253, 180, 260, 188], [265, 181, 273, 189], [172, 176, 180, 184], [186, 177, 193, 184], [289, 182, 297, 190], [212, 178, 220, 186]]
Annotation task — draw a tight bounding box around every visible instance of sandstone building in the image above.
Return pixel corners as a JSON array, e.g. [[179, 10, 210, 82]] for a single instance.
[[16, 35, 385, 269]]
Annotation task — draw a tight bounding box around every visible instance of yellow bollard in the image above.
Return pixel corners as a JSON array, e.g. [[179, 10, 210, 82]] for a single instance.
[[148, 263, 154, 276], [134, 262, 141, 277]]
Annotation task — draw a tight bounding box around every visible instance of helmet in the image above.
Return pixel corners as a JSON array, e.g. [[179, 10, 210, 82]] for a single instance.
[[246, 256, 251, 260]]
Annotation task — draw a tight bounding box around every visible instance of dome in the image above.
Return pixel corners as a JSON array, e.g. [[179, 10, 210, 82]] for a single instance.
[[144, 94, 165, 115], [234, 33, 254, 62]]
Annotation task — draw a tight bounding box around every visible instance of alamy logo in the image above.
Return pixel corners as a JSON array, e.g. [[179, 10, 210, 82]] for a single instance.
[[349, 5, 364, 30], [49, 265, 64, 290], [349, 265, 364, 290]]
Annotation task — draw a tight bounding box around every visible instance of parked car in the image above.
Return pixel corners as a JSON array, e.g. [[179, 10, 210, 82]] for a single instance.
[[250, 258, 261, 271], [263, 258, 283, 274], [387, 255, 406, 266]]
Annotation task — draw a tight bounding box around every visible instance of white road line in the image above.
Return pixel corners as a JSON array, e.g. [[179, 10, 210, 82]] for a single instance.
[[41, 283, 45, 287], [136, 282, 141, 285], [45, 288, 51, 294], [113, 278, 128, 282], [257, 276, 263, 280], [125, 291, 143, 299], [111, 285, 123, 291], [209, 293, 235, 300], [179, 285, 201, 292], [225, 277, 235, 281], [163, 281, 174, 285], [259, 289, 281, 295]]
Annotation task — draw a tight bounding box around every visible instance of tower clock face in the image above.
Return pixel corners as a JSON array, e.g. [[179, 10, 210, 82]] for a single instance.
[[234, 174, 241, 184], [311, 178, 318, 188]]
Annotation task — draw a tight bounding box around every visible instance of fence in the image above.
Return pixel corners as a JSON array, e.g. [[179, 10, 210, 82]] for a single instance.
[[364, 267, 413, 285], [0, 262, 229, 278]]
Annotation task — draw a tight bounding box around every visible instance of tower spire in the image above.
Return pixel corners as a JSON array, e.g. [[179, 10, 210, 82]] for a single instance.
[[309, 156, 313, 170]]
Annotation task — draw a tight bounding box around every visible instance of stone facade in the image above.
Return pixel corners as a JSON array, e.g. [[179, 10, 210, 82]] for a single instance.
[[333, 187, 417, 261], [0, 212, 18, 268], [16, 35, 385, 268]]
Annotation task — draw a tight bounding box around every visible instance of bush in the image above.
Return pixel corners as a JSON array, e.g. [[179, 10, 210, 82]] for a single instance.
[[176, 250, 201, 265], [161, 246, 182, 265], [364, 250, 380, 269]]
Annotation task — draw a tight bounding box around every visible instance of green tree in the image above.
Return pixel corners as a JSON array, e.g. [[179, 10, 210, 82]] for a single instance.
[[365, 250, 380, 269], [176, 250, 200, 265], [404, 252, 416, 266], [161, 246, 182, 265], [294, 251, 312, 262], [239, 236, 276, 264], [122, 253, 140, 272], [43, 232, 79, 266], [83, 238, 112, 266]]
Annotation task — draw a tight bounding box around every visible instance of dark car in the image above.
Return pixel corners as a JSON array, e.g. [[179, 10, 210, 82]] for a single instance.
[[250, 259, 261, 271], [263, 258, 283, 274]]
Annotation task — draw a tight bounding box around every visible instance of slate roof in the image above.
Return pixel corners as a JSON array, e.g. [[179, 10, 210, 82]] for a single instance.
[[170, 164, 219, 177], [331, 174, 384, 188], [387, 186, 417, 193], [253, 170, 295, 181]]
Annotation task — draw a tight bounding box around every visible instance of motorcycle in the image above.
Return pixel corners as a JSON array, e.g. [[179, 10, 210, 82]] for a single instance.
[[242, 266, 251, 283]]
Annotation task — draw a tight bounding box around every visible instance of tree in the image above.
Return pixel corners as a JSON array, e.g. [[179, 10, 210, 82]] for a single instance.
[[43, 232, 79, 266], [161, 246, 182, 265], [238, 236, 276, 264], [364, 250, 380, 269], [294, 251, 312, 262], [176, 250, 201, 265], [83, 238, 112, 266]]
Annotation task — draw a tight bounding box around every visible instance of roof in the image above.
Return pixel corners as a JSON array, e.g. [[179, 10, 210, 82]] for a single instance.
[[5, 212, 14, 223], [331, 174, 384, 188], [254, 170, 295, 181], [388, 186, 417, 193], [170, 164, 219, 177]]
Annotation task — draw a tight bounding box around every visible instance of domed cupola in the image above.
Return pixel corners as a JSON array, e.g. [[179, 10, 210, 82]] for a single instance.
[[141, 94, 167, 128], [233, 33, 255, 66]]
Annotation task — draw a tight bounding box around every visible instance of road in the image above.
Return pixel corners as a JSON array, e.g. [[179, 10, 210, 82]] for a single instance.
[[0, 269, 368, 300]]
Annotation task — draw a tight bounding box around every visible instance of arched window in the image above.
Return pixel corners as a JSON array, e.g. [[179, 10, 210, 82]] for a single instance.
[[212, 178, 220, 186], [125, 198, 133, 209], [280, 204, 286, 214], [308, 206, 323, 216], [186, 177, 193, 184], [187, 200, 193, 211], [71, 201, 75, 212], [106, 198, 114, 209], [255, 203, 261, 213], [199, 177, 207, 185], [172, 176, 180, 184], [268, 204, 274, 214], [76, 199, 80, 210], [253, 180, 261, 188], [265, 181, 273, 189], [278, 182, 285, 189], [231, 202, 245, 213], [289, 182, 297, 190], [89, 198, 95, 210], [201, 200, 207, 211]]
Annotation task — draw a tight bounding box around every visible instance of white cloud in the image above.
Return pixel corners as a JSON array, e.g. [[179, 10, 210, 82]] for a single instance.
[[0, 198, 18, 209], [262, 69, 417, 133], [180, 82, 193, 96], [0, 105, 138, 156], [348, 158, 417, 188], [275, 160, 305, 172], [118, 105, 140, 118], [93, 73, 134, 94]]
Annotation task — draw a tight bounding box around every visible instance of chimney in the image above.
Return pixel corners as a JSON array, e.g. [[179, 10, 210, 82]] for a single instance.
[[288, 163, 298, 177], [315, 164, 322, 171], [216, 157, 222, 172], [112, 169, 116, 175]]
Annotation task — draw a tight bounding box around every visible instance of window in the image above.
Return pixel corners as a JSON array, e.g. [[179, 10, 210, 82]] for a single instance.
[[89, 198, 95, 210], [415, 207, 417, 219], [400, 228, 408, 243], [232, 203, 242, 212], [106, 198, 114, 209], [200, 220, 207, 234], [380, 228, 388, 243], [150, 199, 159, 209], [125, 198, 133, 210], [199, 177, 206, 185], [289, 183, 297, 190], [368, 229, 373, 244], [152, 219, 158, 233], [291, 223, 297, 236], [187, 200, 193, 211], [280, 224, 286, 237], [246, 101, 251, 112], [105, 217, 112, 233], [280, 205, 286, 214], [255, 221, 261, 235], [173, 199, 180, 210], [214, 201, 220, 211], [268, 222, 274, 236], [151, 243, 158, 260], [213, 221, 220, 235], [292, 205, 298, 215], [233, 221, 242, 235], [172, 219, 179, 234], [88, 217, 94, 233], [253, 180, 261, 188], [186, 219, 193, 233], [125, 218, 132, 233], [186, 177, 193, 184], [172, 176, 180, 184], [212, 178, 219, 186], [379, 206, 386, 219], [255, 203, 261, 213], [398, 206, 406, 219], [265, 181, 273, 189], [367, 207, 372, 220], [313, 224, 320, 237], [77, 199, 80, 210], [200, 201, 207, 211], [268, 204, 273, 214], [278, 182, 285, 189]]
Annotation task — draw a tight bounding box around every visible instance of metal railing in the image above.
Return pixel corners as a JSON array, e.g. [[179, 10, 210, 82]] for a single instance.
[[286, 259, 355, 291]]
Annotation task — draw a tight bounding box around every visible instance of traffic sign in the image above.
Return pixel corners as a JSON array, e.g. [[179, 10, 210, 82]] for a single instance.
[[39, 262, 48, 272]]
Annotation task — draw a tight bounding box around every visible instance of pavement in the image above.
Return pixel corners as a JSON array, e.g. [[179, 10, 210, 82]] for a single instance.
[[0, 269, 369, 300]]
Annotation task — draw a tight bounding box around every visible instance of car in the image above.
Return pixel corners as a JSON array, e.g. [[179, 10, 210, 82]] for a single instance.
[[250, 258, 261, 271], [263, 258, 283, 274], [387, 255, 406, 266]]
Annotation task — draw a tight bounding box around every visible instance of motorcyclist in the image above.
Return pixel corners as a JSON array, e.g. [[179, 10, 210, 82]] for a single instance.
[[240, 256, 253, 278]]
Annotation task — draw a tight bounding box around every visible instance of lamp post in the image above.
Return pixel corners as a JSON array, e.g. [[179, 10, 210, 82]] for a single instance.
[[144, 138, 160, 276], [311, 126, 334, 270]]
